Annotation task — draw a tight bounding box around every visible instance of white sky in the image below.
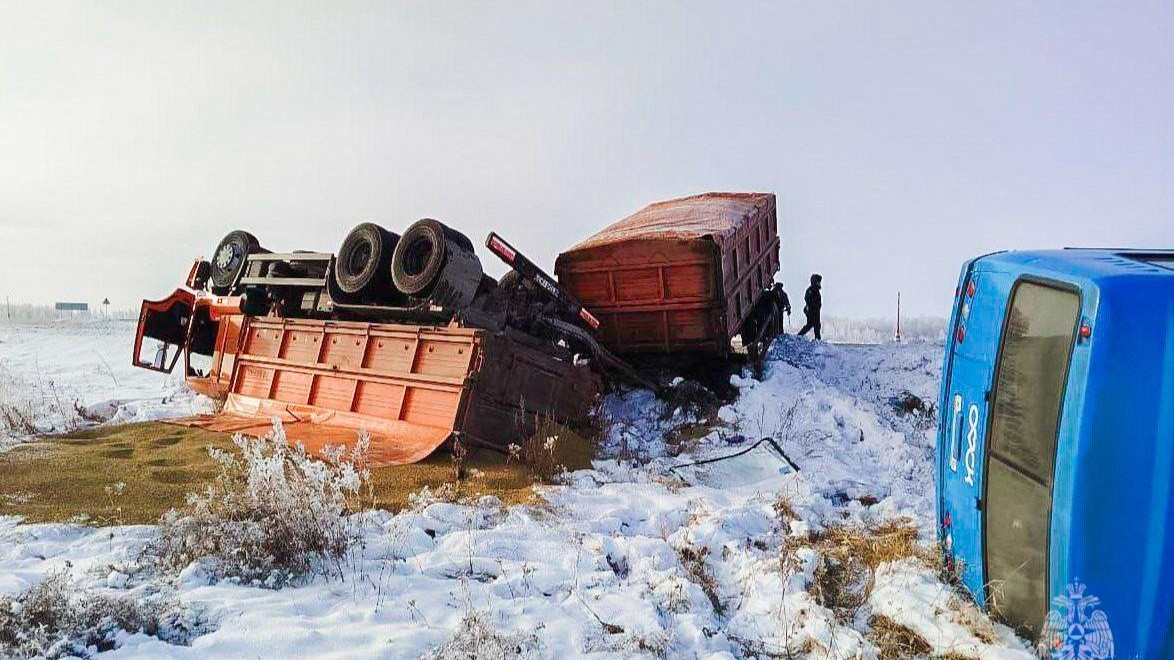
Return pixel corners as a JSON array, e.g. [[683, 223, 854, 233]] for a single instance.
[[1, 1, 1170, 317]]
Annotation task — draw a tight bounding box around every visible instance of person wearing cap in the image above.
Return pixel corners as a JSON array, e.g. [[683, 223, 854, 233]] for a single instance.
[[797, 273, 822, 340]]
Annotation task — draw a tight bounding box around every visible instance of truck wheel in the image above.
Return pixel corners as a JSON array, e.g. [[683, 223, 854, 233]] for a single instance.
[[333, 222, 399, 299], [210, 230, 263, 295], [391, 219, 484, 309], [239, 287, 272, 316]]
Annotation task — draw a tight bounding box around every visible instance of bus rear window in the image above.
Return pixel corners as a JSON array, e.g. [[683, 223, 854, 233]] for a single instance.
[[985, 280, 1080, 635], [988, 281, 1080, 482]]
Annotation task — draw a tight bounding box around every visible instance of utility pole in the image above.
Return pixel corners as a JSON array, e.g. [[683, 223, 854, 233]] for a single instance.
[[895, 291, 902, 342]]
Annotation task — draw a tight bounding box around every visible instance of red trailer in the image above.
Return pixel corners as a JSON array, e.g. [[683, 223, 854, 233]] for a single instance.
[[555, 192, 782, 358]]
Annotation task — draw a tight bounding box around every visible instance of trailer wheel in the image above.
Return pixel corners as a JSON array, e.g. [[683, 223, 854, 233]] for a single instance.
[[210, 230, 262, 295], [333, 222, 399, 299], [391, 218, 483, 309]]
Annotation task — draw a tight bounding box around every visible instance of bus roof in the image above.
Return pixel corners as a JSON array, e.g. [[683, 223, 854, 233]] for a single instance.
[[974, 248, 1174, 280]]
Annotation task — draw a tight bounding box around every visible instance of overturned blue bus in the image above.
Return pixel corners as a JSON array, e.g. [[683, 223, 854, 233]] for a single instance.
[[936, 249, 1174, 658]]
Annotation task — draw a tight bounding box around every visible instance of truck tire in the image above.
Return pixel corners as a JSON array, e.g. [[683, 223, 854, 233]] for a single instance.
[[239, 287, 272, 316], [210, 230, 263, 295], [333, 222, 399, 300], [391, 218, 484, 310]]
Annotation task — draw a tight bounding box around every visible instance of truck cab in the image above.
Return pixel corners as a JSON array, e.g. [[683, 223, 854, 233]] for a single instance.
[[937, 249, 1174, 658], [132, 284, 244, 397]]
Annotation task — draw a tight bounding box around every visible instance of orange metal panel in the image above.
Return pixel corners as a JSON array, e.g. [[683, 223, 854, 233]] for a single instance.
[[308, 375, 354, 412], [271, 369, 312, 405], [173, 315, 598, 466]]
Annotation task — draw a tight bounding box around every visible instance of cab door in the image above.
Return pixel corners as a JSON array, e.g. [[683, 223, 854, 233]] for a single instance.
[[938, 264, 1014, 597], [133, 289, 195, 373]]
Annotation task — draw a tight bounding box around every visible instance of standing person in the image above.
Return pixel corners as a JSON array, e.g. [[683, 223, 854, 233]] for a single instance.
[[797, 274, 822, 340], [771, 282, 792, 329]]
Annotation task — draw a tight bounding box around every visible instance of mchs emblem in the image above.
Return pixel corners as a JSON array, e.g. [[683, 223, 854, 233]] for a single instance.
[[1040, 580, 1114, 660]]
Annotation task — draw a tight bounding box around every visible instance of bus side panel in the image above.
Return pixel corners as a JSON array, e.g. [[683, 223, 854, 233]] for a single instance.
[[937, 261, 973, 526], [1059, 279, 1174, 658]]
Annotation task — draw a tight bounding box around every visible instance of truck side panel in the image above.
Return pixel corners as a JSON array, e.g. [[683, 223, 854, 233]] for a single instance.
[[556, 196, 779, 355], [177, 316, 599, 465]]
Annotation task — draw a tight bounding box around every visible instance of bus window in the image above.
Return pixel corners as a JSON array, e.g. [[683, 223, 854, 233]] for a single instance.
[[985, 280, 1079, 637]]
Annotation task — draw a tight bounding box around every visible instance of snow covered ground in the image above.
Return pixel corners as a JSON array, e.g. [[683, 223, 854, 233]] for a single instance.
[[0, 322, 1036, 659], [0, 321, 213, 449]]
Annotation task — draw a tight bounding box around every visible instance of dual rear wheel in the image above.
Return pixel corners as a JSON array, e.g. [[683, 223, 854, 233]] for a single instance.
[[209, 218, 487, 310]]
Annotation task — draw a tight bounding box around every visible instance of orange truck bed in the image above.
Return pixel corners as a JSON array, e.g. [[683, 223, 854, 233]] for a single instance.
[[170, 313, 598, 466]]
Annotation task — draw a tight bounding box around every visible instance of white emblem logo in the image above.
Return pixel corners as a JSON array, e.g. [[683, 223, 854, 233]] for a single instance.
[[963, 403, 978, 486], [1041, 580, 1115, 660]]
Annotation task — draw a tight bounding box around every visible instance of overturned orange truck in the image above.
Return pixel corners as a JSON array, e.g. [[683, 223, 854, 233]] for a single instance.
[[133, 193, 783, 465]]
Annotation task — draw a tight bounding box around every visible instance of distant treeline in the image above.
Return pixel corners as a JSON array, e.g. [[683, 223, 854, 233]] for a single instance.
[[1, 303, 138, 322], [809, 316, 947, 344], [0, 303, 949, 343]]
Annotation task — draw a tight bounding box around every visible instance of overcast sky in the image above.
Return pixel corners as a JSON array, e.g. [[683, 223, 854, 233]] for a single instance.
[[1, 1, 1170, 317]]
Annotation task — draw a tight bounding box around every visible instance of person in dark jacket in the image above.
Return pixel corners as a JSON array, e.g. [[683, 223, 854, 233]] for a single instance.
[[797, 273, 822, 340], [771, 282, 792, 317]]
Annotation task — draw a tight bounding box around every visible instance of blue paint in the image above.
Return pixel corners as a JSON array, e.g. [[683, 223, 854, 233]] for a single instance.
[[936, 249, 1174, 659]]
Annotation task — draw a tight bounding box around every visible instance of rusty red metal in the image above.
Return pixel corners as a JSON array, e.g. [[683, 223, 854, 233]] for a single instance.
[[555, 192, 780, 355]]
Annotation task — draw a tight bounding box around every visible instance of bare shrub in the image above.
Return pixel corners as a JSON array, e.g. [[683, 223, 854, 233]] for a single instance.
[[519, 432, 561, 481], [424, 610, 539, 660], [145, 420, 369, 587], [1, 402, 36, 436], [817, 519, 927, 569], [0, 570, 203, 659]]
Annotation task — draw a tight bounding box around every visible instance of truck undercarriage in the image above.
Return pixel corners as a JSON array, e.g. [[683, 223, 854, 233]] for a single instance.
[[134, 203, 785, 465]]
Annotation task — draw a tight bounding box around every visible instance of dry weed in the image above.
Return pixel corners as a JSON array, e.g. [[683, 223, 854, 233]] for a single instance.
[[866, 615, 932, 660], [677, 544, 724, 616], [784, 518, 931, 623], [0, 570, 204, 659], [145, 420, 369, 587]]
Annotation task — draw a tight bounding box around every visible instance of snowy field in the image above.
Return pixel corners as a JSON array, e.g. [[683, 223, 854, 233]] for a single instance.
[[0, 321, 1036, 659], [0, 321, 213, 450]]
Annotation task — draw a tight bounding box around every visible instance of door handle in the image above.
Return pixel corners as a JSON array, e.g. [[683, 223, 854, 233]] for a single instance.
[[949, 394, 963, 472]]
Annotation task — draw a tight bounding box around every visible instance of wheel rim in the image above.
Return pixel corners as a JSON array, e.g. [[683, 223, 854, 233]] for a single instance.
[[346, 242, 372, 276], [215, 243, 241, 271], [401, 235, 433, 276]]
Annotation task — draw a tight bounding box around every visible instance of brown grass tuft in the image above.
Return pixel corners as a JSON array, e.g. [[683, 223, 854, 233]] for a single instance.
[[867, 615, 933, 660], [678, 544, 724, 616], [818, 519, 929, 569], [783, 518, 932, 622], [514, 418, 597, 482], [773, 495, 799, 524]]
